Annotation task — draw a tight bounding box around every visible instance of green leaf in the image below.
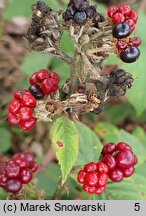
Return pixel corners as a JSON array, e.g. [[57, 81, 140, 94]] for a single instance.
[[51, 116, 79, 183], [51, 58, 70, 87], [36, 163, 60, 197], [21, 52, 52, 76], [136, 161, 146, 178], [76, 122, 102, 165], [132, 127, 146, 144], [0, 188, 7, 200], [0, 128, 11, 153], [102, 103, 133, 124], [119, 130, 146, 165], [124, 12, 146, 115], [95, 122, 119, 143], [93, 174, 146, 200], [60, 31, 75, 56], [104, 54, 120, 65]]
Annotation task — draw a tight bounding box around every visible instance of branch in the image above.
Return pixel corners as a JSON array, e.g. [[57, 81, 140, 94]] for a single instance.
[[41, 48, 73, 65]]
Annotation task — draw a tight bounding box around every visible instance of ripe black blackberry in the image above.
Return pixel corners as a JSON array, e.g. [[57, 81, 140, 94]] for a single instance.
[[113, 22, 131, 39], [29, 85, 45, 99], [120, 46, 140, 63], [64, 0, 97, 25], [74, 12, 87, 25]]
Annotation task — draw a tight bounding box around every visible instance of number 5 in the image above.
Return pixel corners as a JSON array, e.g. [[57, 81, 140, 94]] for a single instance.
[[134, 203, 140, 211]]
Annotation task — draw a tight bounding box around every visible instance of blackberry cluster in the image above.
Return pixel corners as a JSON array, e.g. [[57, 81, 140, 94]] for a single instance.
[[101, 142, 138, 182], [29, 69, 60, 98], [63, 0, 97, 25], [108, 4, 141, 63], [0, 152, 38, 193], [77, 162, 109, 194], [77, 142, 138, 194], [8, 90, 37, 131]]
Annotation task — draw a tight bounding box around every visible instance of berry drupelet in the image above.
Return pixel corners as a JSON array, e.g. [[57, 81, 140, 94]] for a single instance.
[[0, 152, 38, 193]]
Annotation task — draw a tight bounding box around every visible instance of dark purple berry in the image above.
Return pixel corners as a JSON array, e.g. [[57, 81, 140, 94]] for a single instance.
[[72, 0, 84, 10], [96, 12, 105, 22], [78, 1, 89, 12], [29, 85, 44, 99], [113, 22, 131, 39], [73, 12, 87, 25], [6, 179, 22, 193], [64, 5, 76, 21], [120, 46, 140, 63], [86, 5, 96, 19]]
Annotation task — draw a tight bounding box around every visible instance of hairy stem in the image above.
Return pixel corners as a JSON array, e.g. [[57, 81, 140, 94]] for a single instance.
[[69, 50, 80, 95], [53, 178, 65, 200]]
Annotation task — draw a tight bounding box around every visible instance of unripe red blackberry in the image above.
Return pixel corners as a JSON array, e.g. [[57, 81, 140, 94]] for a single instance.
[[112, 13, 125, 24], [77, 170, 86, 184], [84, 171, 98, 186], [73, 12, 87, 25], [77, 161, 108, 195], [84, 162, 97, 173]]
